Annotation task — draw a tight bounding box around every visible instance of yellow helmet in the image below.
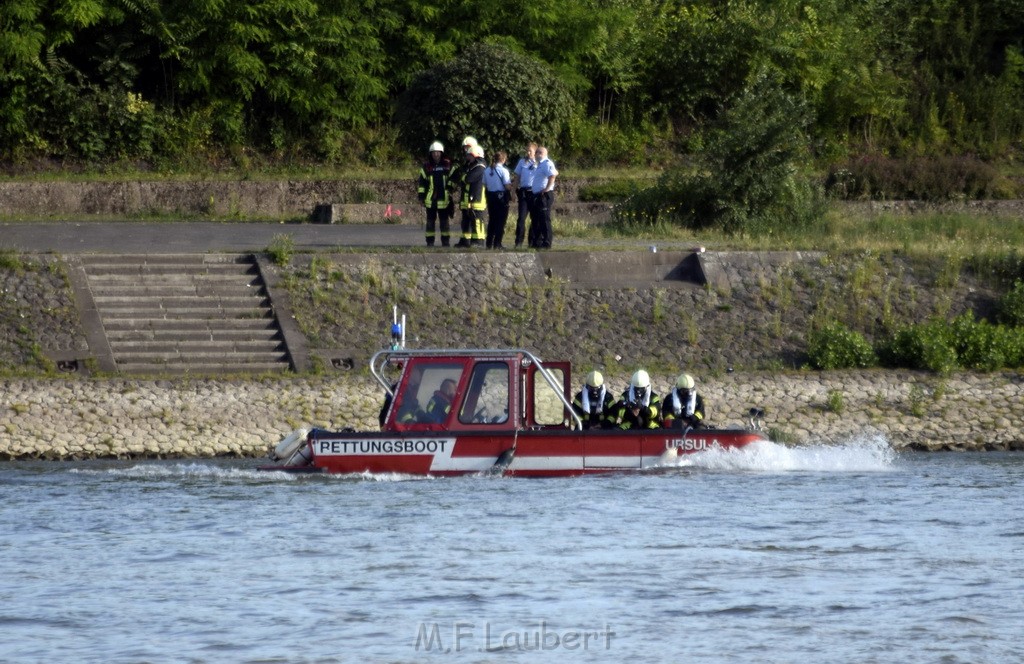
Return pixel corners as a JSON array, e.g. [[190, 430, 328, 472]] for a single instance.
[[630, 370, 650, 389], [585, 370, 604, 388], [676, 373, 695, 390]]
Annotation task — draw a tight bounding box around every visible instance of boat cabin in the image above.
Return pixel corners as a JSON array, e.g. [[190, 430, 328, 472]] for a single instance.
[[374, 349, 582, 433]]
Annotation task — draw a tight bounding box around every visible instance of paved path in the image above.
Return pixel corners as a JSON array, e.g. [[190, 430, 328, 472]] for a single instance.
[[1, 220, 692, 254], [1, 221, 423, 253]]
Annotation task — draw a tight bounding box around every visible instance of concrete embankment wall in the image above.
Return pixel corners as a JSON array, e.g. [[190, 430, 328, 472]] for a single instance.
[[1, 370, 1022, 460]]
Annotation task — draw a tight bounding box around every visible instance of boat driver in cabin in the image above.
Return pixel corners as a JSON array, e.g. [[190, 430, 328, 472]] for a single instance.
[[612, 370, 662, 430], [425, 378, 457, 423], [662, 373, 706, 429], [571, 370, 616, 429]]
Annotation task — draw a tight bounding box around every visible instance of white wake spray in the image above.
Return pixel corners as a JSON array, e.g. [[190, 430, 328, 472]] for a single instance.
[[660, 433, 897, 473]]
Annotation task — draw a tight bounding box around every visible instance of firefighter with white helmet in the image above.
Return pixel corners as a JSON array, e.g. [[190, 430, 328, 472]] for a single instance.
[[662, 373, 706, 429], [612, 369, 662, 430], [454, 141, 487, 247], [571, 369, 615, 429], [417, 140, 453, 247]]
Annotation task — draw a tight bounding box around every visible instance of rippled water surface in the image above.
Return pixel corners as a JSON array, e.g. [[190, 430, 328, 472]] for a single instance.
[[2, 437, 1023, 663]]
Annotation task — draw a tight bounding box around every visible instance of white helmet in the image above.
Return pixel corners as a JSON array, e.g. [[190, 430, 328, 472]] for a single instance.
[[676, 373, 695, 390], [469, 144, 484, 158], [630, 370, 650, 389], [462, 136, 478, 149], [585, 370, 604, 388], [428, 141, 444, 152]]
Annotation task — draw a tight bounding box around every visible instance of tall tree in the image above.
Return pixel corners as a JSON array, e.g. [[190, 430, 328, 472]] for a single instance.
[[394, 43, 572, 157]]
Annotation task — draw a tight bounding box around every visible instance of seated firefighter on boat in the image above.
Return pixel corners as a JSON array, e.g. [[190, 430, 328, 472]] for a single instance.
[[571, 370, 615, 429], [661, 373, 706, 429], [611, 370, 661, 430]]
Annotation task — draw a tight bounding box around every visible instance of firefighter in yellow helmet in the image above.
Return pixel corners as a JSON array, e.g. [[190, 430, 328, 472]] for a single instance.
[[612, 369, 661, 429], [662, 373, 706, 429], [571, 370, 615, 429]]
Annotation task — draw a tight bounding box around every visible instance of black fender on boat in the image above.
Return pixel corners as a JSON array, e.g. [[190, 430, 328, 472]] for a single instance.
[[491, 446, 516, 473]]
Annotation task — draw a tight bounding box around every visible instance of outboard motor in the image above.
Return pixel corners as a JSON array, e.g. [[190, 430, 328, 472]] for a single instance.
[[271, 428, 311, 465], [748, 408, 766, 432]]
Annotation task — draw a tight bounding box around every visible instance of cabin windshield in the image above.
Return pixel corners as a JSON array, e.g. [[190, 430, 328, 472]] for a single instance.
[[458, 361, 510, 425], [396, 362, 464, 424]]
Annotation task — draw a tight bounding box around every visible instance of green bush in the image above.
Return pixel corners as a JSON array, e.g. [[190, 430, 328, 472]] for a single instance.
[[950, 313, 1024, 369], [877, 319, 959, 374], [875, 314, 1024, 373], [950, 314, 1005, 371], [999, 280, 1024, 327], [394, 44, 573, 157], [999, 327, 1024, 367], [611, 75, 825, 236], [807, 321, 877, 369]]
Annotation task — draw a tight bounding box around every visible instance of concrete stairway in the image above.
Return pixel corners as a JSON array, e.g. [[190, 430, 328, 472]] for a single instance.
[[79, 254, 291, 374]]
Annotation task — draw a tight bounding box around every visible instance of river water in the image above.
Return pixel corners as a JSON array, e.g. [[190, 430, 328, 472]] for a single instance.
[[2, 436, 1022, 663]]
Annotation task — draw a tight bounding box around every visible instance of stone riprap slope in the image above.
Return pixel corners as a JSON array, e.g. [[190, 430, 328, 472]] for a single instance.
[[1, 371, 1021, 460], [0, 255, 88, 370]]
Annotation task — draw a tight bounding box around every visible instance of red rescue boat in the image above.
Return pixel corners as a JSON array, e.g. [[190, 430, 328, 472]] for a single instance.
[[261, 348, 769, 477]]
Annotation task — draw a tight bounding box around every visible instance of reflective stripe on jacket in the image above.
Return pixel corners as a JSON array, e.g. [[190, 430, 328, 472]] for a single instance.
[[418, 159, 452, 208]]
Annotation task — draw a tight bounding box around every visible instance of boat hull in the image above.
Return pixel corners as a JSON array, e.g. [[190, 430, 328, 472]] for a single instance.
[[298, 427, 767, 477]]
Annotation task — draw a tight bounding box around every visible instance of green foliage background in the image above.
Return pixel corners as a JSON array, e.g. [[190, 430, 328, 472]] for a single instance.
[[394, 44, 573, 157], [1, 0, 1023, 168]]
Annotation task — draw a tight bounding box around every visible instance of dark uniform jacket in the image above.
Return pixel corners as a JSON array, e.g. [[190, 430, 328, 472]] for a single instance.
[[662, 388, 706, 429], [571, 386, 616, 429], [611, 387, 662, 430], [417, 158, 452, 209], [459, 158, 487, 211]]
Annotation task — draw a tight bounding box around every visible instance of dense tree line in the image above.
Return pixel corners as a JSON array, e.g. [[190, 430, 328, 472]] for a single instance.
[[1, 0, 1022, 168]]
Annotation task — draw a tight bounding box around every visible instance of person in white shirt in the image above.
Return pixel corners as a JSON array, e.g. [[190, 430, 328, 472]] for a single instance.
[[511, 143, 537, 248], [483, 150, 513, 249], [529, 146, 558, 249]]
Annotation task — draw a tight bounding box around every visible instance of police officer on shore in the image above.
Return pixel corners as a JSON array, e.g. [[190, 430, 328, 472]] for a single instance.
[[511, 143, 537, 248], [529, 146, 558, 249], [484, 150, 512, 249]]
